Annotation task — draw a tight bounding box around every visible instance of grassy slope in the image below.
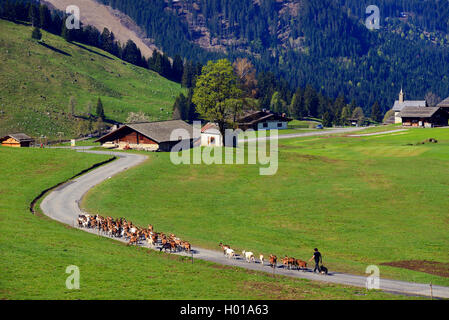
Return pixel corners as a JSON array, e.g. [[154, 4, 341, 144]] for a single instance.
[[0, 19, 183, 139], [0, 146, 407, 299], [84, 128, 449, 286]]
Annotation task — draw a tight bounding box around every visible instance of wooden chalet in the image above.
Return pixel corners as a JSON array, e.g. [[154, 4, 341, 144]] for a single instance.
[[236, 110, 292, 131], [0, 133, 34, 147], [95, 120, 195, 152], [437, 97, 449, 112], [392, 89, 427, 124], [398, 106, 449, 127]]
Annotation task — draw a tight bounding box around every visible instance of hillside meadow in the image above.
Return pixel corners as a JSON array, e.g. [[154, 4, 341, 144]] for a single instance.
[[0, 146, 408, 299], [0, 19, 183, 139], [84, 128, 449, 287]]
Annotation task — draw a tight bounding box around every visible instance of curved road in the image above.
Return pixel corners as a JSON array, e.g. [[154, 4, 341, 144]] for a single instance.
[[41, 135, 449, 299]]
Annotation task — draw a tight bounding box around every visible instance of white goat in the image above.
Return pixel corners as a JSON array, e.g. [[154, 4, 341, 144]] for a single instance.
[[225, 248, 235, 259], [146, 237, 155, 247], [242, 250, 255, 263]]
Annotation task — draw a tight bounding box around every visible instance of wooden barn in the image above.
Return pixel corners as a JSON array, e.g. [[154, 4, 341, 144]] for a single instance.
[[95, 120, 195, 152], [0, 133, 34, 147], [437, 97, 449, 114], [236, 110, 292, 131], [398, 107, 449, 127]]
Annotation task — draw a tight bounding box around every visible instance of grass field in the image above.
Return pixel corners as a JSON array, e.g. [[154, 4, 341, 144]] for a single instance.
[[288, 119, 322, 129], [0, 146, 409, 299], [53, 138, 100, 147], [84, 127, 449, 287], [0, 19, 184, 139], [343, 124, 403, 135]]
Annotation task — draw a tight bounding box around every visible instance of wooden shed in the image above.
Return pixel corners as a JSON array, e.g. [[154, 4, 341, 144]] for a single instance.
[[0, 133, 34, 147]]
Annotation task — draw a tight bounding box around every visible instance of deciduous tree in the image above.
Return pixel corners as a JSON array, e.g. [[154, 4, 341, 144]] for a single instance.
[[192, 59, 243, 144]]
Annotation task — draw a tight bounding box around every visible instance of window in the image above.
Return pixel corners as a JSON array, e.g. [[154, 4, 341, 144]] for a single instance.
[[277, 122, 283, 128], [263, 123, 268, 128]]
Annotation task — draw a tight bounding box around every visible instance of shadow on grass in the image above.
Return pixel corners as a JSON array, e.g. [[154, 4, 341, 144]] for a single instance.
[[38, 41, 71, 56], [2, 18, 31, 26], [71, 42, 114, 60]]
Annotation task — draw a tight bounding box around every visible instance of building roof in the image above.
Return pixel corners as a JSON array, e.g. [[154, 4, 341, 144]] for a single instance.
[[398, 107, 441, 118], [201, 122, 221, 134], [0, 133, 34, 142], [392, 100, 427, 111], [437, 97, 449, 108], [236, 110, 292, 126], [96, 120, 194, 143]]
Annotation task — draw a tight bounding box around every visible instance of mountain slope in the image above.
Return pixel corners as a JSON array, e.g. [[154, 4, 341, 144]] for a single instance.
[[0, 19, 184, 138], [96, 0, 449, 113], [44, 0, 158, 58]]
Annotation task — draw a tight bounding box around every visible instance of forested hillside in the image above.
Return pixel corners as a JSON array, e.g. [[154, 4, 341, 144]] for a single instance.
[[96, 0, 449, 114]]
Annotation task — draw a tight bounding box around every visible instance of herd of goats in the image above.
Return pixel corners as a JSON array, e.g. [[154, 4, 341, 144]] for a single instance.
[[78, 214, 310, 271], [219, 243, 308, 271], [78, 214, 191, 253]]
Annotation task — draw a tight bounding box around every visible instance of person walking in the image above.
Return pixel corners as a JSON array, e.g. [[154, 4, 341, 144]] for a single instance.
[[309, 248, 322, 273]]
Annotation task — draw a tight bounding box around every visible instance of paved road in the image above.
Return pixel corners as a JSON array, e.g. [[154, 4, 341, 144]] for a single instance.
[[40, 138, 449, 299], [240, 127, 368, 142], [347, 129, 408, 137]]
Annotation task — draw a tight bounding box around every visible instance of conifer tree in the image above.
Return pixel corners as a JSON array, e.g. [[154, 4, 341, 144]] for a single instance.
[[31, 27, 42, 40], [172, 93, 188, 120], [96, 97, 105, 120], [28, 3, 39, 27], [322, 111, 332, 127], [172, 55, 184, 82], [68, 96, 76, 117], [61, 18, 73, 42], [304, 85, 320, 117], [370, 101, 382, 123], [39, 5, 51, 31]]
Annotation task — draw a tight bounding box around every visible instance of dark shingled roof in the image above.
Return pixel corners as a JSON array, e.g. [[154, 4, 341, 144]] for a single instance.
[[437, 97, 449, 108], [0, 133, 34, 142], [236, 110, 292, 126], [398, 107, 440, 118], [96, 120, 194, 143]]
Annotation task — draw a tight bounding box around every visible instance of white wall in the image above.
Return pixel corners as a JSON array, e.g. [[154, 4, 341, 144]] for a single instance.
[[257, 121, 288, 130], [201, 133, 223, 147], [394, 111, 402, 124]]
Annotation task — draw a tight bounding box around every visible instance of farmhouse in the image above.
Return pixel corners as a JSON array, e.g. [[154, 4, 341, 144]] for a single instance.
[[236, 110, 292, 131], [392, 89, 427, 124], [95, 120, 195, 152], [201, 123, 222, 147], [398, 106, 449, 127], [0, 133, 34, 147], [200, 122, 238, 147]]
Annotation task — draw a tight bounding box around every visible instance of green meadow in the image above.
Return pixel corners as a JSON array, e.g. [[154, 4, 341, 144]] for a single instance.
[[0, 19, 184, 139], [85, 127, 449, 286], [0, 146, 408, 299]]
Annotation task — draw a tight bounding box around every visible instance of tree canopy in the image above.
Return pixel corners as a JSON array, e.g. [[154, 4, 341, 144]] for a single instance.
[[192, 59, 243, 141]]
